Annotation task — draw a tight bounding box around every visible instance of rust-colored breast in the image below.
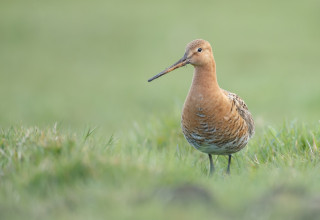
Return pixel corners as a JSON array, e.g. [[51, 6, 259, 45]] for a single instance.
[[181, 88, 254, 155]]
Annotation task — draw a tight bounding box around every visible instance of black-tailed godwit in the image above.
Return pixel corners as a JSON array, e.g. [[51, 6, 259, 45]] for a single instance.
[[148, 39, 254, 175]]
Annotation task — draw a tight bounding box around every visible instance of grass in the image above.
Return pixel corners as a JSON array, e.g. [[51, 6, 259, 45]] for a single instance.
[[1, 117, 320, 219]]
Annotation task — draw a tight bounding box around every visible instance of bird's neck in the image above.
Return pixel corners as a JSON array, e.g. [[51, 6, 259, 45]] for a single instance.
[[183, 57, 223, 116], [191, 58, 220, 92]]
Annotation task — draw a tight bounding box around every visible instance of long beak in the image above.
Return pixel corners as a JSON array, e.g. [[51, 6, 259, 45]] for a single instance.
[[148, 54, 189, 82]]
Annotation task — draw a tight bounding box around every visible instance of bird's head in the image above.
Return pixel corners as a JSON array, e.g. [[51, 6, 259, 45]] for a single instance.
[[148, 39, 213, 82]]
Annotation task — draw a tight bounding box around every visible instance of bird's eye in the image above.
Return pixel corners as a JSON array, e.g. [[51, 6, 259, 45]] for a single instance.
[[197, 48, 202, 52]]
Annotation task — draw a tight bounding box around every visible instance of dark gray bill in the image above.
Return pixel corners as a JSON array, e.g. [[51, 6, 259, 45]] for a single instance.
[[148, 54, 189, 82]]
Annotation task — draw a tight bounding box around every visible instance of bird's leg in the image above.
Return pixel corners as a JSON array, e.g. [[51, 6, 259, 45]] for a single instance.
[[208, 154, 214, 176], [226, 155, 232, 174]]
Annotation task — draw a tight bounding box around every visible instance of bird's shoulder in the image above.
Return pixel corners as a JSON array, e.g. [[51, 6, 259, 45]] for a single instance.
[[221, 89, 255, 138]]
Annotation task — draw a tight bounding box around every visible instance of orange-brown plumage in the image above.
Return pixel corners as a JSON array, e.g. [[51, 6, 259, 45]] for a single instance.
[[148, 39, 254, 175]]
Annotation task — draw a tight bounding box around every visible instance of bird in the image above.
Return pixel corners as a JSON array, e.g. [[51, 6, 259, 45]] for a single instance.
[[148, 39, 254, 175]]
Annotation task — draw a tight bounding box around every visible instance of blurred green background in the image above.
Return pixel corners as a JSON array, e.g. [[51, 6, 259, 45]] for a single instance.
[[1, 1, 320, 219], [1, 0, 319, 132]]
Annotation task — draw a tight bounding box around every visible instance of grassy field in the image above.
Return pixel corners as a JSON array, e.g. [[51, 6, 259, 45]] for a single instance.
[[1, 0, 320, 219], [1, 119, 320, 219]]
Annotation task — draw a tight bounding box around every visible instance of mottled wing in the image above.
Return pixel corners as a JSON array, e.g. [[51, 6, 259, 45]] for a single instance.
[[223, 90, 255, 138]]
